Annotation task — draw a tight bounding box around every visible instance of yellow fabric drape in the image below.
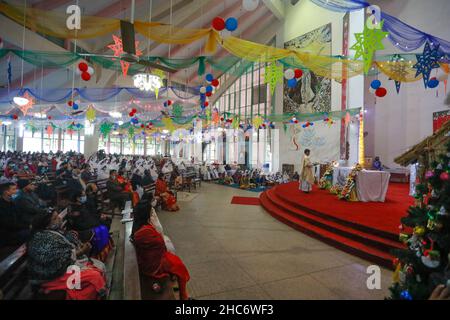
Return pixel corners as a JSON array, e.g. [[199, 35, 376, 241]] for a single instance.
[[0, 4, 120, 39], [134, 22, 218, 53]]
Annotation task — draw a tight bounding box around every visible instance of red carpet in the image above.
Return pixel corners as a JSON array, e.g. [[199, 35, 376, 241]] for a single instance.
[[259, 182, 413, 269], [231, 196, 261, 206]]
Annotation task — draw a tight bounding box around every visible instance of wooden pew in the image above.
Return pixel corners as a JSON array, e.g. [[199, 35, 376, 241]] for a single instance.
[[122, 204, 176, 300], [0, 245, 32, 300]]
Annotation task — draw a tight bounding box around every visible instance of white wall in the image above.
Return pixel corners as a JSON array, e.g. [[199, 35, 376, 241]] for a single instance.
[[368, 0, 450, 168], [277, 0, 363, 172]]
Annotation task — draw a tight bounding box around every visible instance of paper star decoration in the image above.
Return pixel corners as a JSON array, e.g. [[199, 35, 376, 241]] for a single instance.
[[107, 35, 142, 77], [264, 62, 284, 96], [86, 105, 96, 122], [413, 42, 443, 88], [351, 20, 389, 74], [388, 54, 408, 94], [18, 91, 34, 115]]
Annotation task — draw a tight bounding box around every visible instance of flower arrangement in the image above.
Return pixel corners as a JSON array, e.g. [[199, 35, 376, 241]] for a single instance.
[[338, 164, 362, 200], [319, 163, 334, 190]]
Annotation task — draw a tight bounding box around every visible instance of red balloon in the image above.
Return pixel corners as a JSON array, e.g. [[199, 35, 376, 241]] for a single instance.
[[212, 17, 225, 31], [78, 62, 88, 72], [294, 69, 303, 78], [167, 100, 172, 106], [141, 124, 145, 128], [129, 112, 134, 117], [205, 91, 212, 97], [47, 116, 52, 120], [81, 72, 91, 81], [211, 79, 219, 87], [375, 87, 387, 97], [68, 100, 73, 107], [204, 101, 209, 107], [13, 114, 18, 120], [132, 108, 137, 113]]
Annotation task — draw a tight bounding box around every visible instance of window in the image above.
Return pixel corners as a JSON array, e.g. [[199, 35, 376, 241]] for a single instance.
[[0, 125, 16, 151], [23, 128, 43, 152]]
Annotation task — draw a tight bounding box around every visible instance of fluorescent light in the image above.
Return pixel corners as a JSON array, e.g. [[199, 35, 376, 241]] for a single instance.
[[33, 113, 47, 119], [109, 112, 122, 118], [13, 96, 29, 106], [162, 129, 169, 134], [118, 120, 124, 125]]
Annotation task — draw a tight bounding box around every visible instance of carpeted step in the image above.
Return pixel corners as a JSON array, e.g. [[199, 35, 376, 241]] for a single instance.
[[265, 189, 404, 253], [260, 192, 395, 270], [272, 185, 400, 241]]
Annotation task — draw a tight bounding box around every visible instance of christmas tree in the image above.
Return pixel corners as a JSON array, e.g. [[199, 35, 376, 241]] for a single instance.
[[390, 141, 450, 300]]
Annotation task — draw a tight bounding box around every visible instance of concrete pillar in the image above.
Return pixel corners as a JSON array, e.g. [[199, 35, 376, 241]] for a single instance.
[[84, 125, 100, 157]]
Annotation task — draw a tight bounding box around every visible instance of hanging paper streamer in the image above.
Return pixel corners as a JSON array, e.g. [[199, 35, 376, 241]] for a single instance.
[[172, 104, 184, 118], [351, 20, 389, 74], [46, 125, 53, 136], [252, 115, 264, 129], [264, 62, 284, 96], [161, 117, 175, 132], [413, 42, 444, 88]]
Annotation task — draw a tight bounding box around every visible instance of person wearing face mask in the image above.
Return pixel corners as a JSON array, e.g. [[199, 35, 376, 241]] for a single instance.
[[0, 182, 31, 249], [27, 211, 108, 300], [14, 179, 49, 227]]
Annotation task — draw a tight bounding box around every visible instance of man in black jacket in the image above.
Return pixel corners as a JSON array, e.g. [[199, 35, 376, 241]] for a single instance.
[[0, 183, 31, 247], [14, 179, 48, 226]]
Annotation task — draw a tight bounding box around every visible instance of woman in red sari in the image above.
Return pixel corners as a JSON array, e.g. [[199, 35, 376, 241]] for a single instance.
[[132, 200, 190, 299], [117, 169, 139, 207], [155, 173, 179, 211]]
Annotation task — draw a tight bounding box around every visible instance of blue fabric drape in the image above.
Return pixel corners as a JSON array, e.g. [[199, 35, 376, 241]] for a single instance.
[[310, 0, 450, 54]]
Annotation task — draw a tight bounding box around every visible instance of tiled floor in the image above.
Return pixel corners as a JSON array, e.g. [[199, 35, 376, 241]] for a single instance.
[[157, 183, 393, 300]]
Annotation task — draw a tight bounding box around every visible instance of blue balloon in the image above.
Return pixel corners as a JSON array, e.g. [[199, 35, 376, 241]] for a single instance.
[[370, 79, 381, 90], [302, 124, 306, 128], [287, 78, 297, 88], [205, 74, 214, 82], [225, 17, 238, 32], [163, 102, 168, 107], [206, 85, 213, 92], [427, 78, 439, 88], [72, 104, 79, 110]]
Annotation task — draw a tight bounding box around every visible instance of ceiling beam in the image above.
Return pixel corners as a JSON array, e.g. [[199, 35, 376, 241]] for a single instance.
[[262, 0, 285, 20]]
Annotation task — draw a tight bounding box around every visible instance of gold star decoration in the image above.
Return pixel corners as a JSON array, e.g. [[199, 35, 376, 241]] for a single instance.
[[351, 20, 389, 74], [86, 105, 96, 122], [264, 62, 284, 96], [18, 91, 34, 116], [388, 54, 408, 93], [107, 35, 142, 77]]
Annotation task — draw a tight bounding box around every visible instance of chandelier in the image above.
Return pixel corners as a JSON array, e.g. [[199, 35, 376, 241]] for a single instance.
[[133, 73, 162, 92]]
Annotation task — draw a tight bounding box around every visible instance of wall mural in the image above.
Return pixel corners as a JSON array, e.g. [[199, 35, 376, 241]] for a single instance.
[[283, 23, 332, 114]]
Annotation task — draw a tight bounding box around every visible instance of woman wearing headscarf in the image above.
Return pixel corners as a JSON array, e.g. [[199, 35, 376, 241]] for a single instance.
[[132, 201, 190, 299], [155, 173, 179, 211], [27, 211, 107, 300]]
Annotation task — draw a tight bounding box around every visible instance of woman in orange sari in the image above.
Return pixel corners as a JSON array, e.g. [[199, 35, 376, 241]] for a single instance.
[[117, 169, 139, 207], [155, 173, 179, 211], [132, 200, 190, 299]]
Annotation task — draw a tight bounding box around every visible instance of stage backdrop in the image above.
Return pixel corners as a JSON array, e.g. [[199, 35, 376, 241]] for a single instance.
[[283, 23, 332, 114]]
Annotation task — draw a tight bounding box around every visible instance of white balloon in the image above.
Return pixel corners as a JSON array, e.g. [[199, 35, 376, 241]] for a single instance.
[[243, 0, 259, 11], [284, 69, 295, 80], [75, 68, 81, 75], [368, 86, 376, 94], [200, 86, 207, 94], [88, 66, 95, 75], [221, 30, 232, 39]]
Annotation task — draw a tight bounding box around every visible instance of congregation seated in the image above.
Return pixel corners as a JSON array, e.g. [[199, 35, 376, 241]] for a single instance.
[[131, 200, 190, 299], [155, 173, 179, 212], [27, 211, 108, 300], [0, 182, 31, 251], [141, 169, 154, 186], [106, 169, 133, 209]]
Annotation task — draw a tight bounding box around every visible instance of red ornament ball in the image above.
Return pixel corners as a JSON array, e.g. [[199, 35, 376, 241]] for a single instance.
[[220, 117, 224, 121], [440, 172, 450, 181], [47, 116, 52, 120], [393, 258, 400, 266], [141, 124, 145, 128], [68, 100, 73, 107], [294, 69, 303, 78], [78, 62, 88, 72], [204, 101, 209, 107], [211, 79, 219, 87], [212, 17, 225, 31], [205, 91, 212, 97], [375, 87, 387, 97], [81, 72, 91, 81]]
